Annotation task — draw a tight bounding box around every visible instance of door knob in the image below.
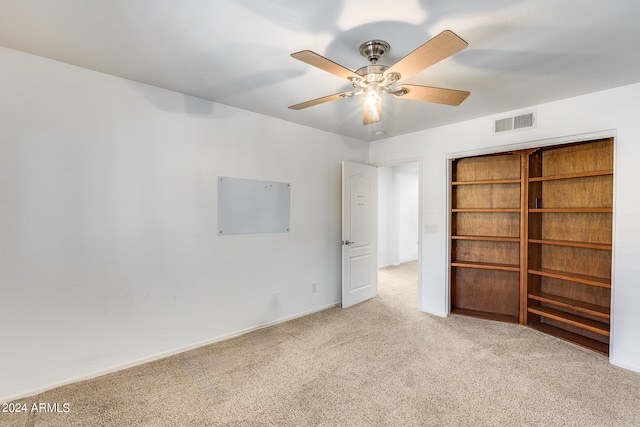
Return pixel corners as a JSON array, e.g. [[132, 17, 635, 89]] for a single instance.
[[343, 240, 354, 245]]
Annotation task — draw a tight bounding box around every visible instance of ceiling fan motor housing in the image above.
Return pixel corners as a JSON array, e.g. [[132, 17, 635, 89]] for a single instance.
[[359, 40, 390, 64]]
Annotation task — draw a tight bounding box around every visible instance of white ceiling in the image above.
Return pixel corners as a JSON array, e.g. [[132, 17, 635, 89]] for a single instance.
[[1, 0, 639, 141]]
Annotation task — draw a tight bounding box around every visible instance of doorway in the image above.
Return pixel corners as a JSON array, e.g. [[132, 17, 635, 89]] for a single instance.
[[377, 161, 420, 307]]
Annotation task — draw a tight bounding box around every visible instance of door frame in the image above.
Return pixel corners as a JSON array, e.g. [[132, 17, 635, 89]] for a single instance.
[[372, 156, 424, 311]]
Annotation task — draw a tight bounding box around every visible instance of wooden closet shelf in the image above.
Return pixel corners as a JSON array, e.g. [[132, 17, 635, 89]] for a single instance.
[[452, 235, 520, 243], [528, 239, 612, 250], [450, 153, 523, 325], [528, 292, 610, 319], [528, 323, 609, 355], [452, 260, 520, 272], [451, 308, 519, 324], [529, 208, 612, 213], [452, 208, 521, 213], [451, 138, 613, 354], [528, 306, 610, 336], [528, 268, 611, 288], [452, 179, 521, 185], [528, 170, 613, 182]]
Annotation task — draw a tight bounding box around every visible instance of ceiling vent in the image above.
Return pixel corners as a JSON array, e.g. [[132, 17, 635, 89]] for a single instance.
[[494, 111, 536, 134]]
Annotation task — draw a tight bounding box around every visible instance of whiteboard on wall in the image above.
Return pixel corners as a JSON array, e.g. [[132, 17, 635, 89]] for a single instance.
[[217, 176, 290, 235]]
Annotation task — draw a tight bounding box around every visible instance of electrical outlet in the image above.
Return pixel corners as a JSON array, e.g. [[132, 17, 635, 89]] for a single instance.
[[311, 282, 317, 293]]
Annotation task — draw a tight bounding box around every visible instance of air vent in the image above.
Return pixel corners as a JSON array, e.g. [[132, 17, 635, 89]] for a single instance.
[[494, 111, 536, 134], [494, 117, 513, 133]]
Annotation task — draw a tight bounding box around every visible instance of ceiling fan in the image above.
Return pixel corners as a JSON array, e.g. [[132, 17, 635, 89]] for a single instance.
[[288, 30, 470, 125]]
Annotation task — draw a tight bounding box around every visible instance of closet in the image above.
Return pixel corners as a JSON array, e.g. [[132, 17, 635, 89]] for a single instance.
[[450, 138, 613, 355]]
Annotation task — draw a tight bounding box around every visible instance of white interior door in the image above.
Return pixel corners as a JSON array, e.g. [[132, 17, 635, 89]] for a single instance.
[[342, 161, 378, 308]]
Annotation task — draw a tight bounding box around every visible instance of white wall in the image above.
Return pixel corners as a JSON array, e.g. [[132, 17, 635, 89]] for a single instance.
[[0, 46, 368, 401], [370, 83, 640, 372], [396, 166, 419, 263], [378, 164, 419, 267], [2, 44, 638, 401], [377, 166, 395, 266]]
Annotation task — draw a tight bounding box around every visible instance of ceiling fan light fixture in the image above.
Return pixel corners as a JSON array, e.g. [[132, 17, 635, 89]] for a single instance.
[[363, 85, 383, 125], [289, 30, 469, 126], [363, 99, 382, 125], [365, 85, 382, 106]]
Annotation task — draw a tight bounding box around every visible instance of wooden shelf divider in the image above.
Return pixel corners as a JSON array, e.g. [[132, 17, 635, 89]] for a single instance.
[[528, 239, 611, 251], [528, 267, 611, 288], [452, 235, 520, 243], [528, 306, 610, 336], [528, 323, 609, 355], [452, 260, 520, 272], [452, 178, 521, 185], [451, 236, 520, 243], [451, 308, 519, 324], [452, 208, 520, 213], [528, 170, 613, 182], [528, 292, 610, 319], [529, 207, 612, 213]]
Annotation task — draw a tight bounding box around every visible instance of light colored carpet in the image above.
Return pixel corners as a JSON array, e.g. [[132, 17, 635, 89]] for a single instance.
[[3, 261, 640, 426]]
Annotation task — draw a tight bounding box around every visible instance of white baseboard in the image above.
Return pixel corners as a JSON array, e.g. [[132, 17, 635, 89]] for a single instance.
[[2, 301, 340, 403], [609, 358, 640, 374]]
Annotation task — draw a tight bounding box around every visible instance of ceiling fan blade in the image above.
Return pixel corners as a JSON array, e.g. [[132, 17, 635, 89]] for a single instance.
[[394, 85, 470, 106], [363, 96, 382, 125], [384, 30, 468, 83], [288, 91, 354, 110], [291, 50, 362, 81]]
